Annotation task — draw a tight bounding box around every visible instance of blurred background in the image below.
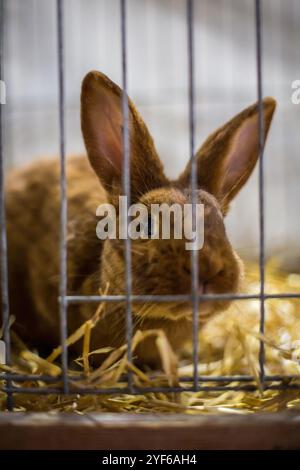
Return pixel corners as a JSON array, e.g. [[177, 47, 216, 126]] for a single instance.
[[2, 0, 300, 266]]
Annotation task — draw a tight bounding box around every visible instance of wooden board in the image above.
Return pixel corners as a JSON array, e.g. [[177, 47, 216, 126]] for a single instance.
[[0, 411, 300, 449]]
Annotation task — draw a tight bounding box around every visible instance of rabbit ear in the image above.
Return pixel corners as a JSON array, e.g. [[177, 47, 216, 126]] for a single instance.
[[178, 98, 276, 214], [81, 71, 167, 200]]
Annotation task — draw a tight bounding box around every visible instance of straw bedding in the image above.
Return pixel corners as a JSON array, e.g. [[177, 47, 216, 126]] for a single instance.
[[1, 261, 300, 414]]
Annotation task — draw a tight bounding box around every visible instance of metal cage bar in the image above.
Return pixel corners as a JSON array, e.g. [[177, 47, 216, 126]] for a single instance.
[[120, 0, 134, 393], [3, 382, 300, 396], [1, 371, 299, 384], [187, 0, 199, 392], [255, 0, 266, 386], [57, 0, 69, 394], [0, 0, 13, 411], [63, 292, 300, 303]]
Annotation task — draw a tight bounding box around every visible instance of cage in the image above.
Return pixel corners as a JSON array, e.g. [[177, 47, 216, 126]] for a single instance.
[[1, 0, 300, 451]]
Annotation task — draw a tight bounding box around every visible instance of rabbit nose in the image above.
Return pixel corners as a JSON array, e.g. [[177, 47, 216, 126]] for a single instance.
[[181, 255, 224, 285], [198, 253, 224, 284]]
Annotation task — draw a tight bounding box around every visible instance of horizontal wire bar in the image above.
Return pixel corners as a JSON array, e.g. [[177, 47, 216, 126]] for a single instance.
[[63, 292, 300, 304], [0, 374, 72, 383], [1, 373, 299, 384], [3, 382, 300, 395]]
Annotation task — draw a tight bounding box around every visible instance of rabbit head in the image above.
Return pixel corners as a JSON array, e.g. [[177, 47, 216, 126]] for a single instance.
[[81, 71, 276, 324]]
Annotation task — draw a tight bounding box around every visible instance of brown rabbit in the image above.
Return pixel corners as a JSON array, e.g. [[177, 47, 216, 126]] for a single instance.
[[3, 71, 276, 367]]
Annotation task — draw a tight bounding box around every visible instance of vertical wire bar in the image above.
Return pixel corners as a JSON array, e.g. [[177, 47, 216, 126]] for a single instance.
[[56, 0, 68, 393], [0, 0, 13, 410], [255, 0, 266, 386], [187, 0, 199, 391], [120, 0, 133, 392]]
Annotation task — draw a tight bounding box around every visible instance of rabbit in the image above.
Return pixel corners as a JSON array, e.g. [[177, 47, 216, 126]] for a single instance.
[[3, 71, 276, 367]]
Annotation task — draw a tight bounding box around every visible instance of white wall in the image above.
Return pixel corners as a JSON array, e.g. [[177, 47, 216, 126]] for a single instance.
[[3, 0, 300, 262]]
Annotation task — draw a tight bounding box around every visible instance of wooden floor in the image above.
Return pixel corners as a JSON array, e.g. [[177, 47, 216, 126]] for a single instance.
[[0, 411, 300, 449]]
